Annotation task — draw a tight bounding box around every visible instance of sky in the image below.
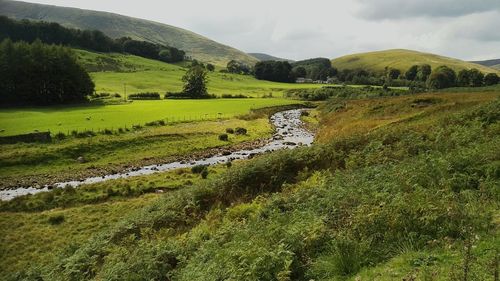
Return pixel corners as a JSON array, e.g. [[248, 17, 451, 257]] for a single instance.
[[20, 0, 500, 61]]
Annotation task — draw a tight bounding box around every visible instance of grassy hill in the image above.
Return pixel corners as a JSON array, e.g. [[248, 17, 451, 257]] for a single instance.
[[75, 49, 322, 97], [331, 49, 499, 74], [248, 53, 294, 62], [0, 0, 258, 66], [470, 58, 500, 67]]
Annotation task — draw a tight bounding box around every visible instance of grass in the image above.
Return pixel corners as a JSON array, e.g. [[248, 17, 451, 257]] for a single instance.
[[1, 88, 498, 279], [0, 194, 160, 275], [331, 49, 500, 74], [0, 98, 297, 136], [77, 49, 323, 97], [0, 117, 273, 188], [316, 91, 499, 142]]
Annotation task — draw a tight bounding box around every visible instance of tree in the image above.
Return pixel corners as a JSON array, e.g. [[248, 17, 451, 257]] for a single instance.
[[226, 60, 250, 74], [416, 64, 432, 82], [293, 66, 307, 78], [457, 69, 471, 87], [254, 61, 293, 82], [206, 63, 215, 72], [484, 73, 499, 86], [0, 39, 94, 105], [386, 68, 401, 80], [427, 65, 456, 89], [181, 66, 208, 98], [405, 65, 419, 80], [468, 69, 484, 87]]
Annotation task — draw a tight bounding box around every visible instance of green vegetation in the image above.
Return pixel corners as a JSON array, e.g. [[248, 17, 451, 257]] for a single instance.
[[75, 49, 323, 97], [0, 117, 275, 188], [0, 39, 94, 105], [1, 89, 497, 280], [0, 99, 297, 136], [331, 49, 499, 75], [0, 16, 185, 63], [0, 0, 258, 66]]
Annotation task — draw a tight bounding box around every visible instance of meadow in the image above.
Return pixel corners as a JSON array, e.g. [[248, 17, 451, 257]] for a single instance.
[[0, 116, 276, 188], [1, 89, 498, 280], [77, 49, 324, 97], [0, 98, 298, 136]]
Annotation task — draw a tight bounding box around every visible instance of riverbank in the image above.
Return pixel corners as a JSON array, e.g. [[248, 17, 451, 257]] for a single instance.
[[0, 109, 315, 201]]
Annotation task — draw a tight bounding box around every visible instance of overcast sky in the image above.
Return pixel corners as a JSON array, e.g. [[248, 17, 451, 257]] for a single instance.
[[22, 0, 500, 61]]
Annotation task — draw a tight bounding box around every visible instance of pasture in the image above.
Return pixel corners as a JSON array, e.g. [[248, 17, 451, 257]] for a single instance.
[[0, 98, 298, 136], [77, 49, 324, 97]]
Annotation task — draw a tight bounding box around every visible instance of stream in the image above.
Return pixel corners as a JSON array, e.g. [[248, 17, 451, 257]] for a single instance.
[[0, 109, 314, 201]]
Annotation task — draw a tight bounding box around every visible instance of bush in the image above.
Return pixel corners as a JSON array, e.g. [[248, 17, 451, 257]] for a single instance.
[[191, 165, 207, 174], [145, 120, 166, 126], [221, 94, 248, 98], [226, 128, 234, 134], [54, 132, 66, 140], [128, 92, 160, 100], [201, 169, 209, 179], [47, 214, 65, 225], [235, 127, 247, 135], [218, 134, 229, 141]]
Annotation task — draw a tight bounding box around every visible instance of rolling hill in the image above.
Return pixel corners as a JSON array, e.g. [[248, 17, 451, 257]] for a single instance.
[[0, 0, 258, 66], [248, 53, 294, 62], [331, 49, 499, 74], [470, 58, 500, 67]]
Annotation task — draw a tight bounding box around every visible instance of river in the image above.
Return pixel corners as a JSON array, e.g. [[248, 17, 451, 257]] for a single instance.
[[0, 109, 314, 201]]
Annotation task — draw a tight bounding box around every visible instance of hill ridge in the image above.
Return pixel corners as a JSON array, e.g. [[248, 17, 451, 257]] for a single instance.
[[331, 48, 499, 74], [0, 0, 258, 66]]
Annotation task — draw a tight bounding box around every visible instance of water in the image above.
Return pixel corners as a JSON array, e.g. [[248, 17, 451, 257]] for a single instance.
[[0, 109, 314, 201]]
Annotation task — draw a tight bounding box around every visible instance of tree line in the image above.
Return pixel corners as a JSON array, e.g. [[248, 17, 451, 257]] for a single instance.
[[0, 39, 94, 105], [247, 55, 499, 89], [0, 16, 185, 63]]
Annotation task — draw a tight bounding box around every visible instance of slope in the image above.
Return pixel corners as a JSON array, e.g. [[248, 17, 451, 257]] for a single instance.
[[248, 53, 294, 62], [74, 49, 322, 97], [332, 49, 499, 74], [0, 0, 258, 66]]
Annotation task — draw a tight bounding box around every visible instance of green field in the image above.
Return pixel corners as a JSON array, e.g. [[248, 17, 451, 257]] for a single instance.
[[1, 90, 498, 280], [0, 98, 298, 136], [331, 49, 500, 74], [77, 49, 323, 97]]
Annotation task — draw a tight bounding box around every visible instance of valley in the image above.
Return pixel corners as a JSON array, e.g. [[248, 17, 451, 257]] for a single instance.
[[0, 1, 499, 280]]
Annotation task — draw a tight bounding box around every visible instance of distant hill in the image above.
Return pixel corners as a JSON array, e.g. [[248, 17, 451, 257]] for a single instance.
[[0, 0, 258, 66], [331, 49, 499, 74], [248, 53, 294, 62], [470, 59, 500, 67]]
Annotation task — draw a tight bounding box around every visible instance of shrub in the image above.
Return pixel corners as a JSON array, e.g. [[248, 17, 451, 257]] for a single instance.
[[54, 132, 66, 140], [221, 94, 248, 98], [145, 120, 166, 126], [201, 168, 209, 179], [235, 127, 247, 135], [226, 128, 234, 134], [128, 92, 160, 100], [191, 165, 207, 174], [48, 214, 65, 225], [218, 134, 229, 141]]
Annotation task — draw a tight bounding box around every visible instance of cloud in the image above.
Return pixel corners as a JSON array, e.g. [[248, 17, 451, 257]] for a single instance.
[[356, 0, 500, 20]]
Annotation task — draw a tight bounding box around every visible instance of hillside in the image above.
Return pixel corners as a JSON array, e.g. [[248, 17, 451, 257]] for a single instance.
[[248, 53, 294, 62], [0, 0, 258, 66], [470, 58, 500, 67], [332, 49, 499, 74], [74, 49, 322, 96]]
